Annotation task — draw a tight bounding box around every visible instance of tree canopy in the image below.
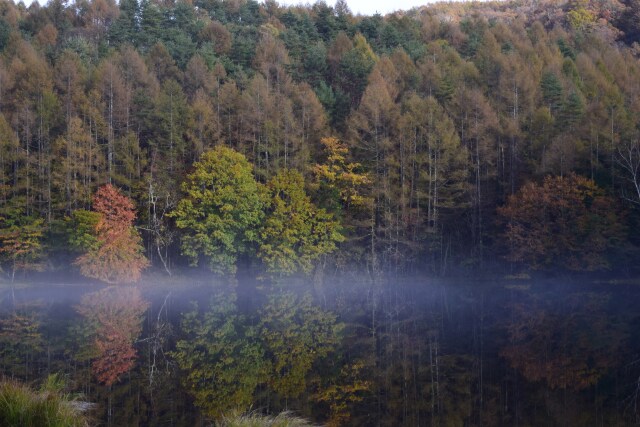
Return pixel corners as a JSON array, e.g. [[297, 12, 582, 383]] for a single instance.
[[0, 0, 638, 278], [497, 174, 626, 271], [171, 146, 265, 274], [74, 184, 149, 283]]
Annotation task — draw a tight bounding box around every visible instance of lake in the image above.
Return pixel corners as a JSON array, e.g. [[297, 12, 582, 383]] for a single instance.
[[0, 276, 638, 426]]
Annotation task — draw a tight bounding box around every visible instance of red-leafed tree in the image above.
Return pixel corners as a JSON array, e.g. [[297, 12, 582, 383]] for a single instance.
[[497, 174, 626, 271], [77, 287, 149, 386], [75, 184, 149, 284]]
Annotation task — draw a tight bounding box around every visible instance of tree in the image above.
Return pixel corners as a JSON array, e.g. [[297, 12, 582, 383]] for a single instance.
[[312, 136, 371, 268], [617, 137, 640, 204], [199, 21, 232, 55], [259, 169, 344, 276], [559, 91, 585, 129], [74, 184, 149, 283], [497, 174, 626, 271], [450, 88, 499, 267], [0, 213, 44, 281], [339, 33, 377, 106], [94, 57, 125, 184], [541, 72, 564, 116], [0, 114, 21, 212], [312, 136, 371, 215], [66, 209, 101, 252], [347, 67, 399, 270], [108, 0, 140, 46], [567, 2, 596, 32], [51, 117, 102, 213], [390, 93, 469, 271], [171, 146, 265, 274]]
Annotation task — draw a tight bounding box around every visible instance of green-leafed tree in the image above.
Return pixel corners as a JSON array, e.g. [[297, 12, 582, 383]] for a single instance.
[[171, 146, 265, 274], [66, 209, 101, 253], [259, 169, 343, 276]]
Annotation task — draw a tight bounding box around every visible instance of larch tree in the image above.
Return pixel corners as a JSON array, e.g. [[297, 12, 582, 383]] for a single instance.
[[0, 114, 22, 212], [348, 67, 399, 270], [396, 94, 469, 271], [155, 79, 191, 175], [52, 117, 101, 213], [74, 184, 149, 283], [199, 21, 232, 56], [450, 87, 499, 267], [94, 57, 126, 184]]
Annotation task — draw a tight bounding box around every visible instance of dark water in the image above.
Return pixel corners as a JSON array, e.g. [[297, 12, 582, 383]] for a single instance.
[[0, 277, 639, 426]]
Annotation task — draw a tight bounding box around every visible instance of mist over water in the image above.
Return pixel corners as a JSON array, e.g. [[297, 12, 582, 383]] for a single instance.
[[1, 275, 638, 426]]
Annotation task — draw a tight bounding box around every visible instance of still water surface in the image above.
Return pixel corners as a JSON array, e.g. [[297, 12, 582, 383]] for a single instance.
[[0, 277, 638, 426]]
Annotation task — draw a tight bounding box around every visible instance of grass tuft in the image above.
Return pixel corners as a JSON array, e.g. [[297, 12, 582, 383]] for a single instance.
[[0, 375, 91, 427], [216, 410, 316, 427]]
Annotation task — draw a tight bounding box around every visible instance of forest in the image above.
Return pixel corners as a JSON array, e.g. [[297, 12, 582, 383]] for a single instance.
[[0, 0, 640, 280], [1, 1, 640, 426]]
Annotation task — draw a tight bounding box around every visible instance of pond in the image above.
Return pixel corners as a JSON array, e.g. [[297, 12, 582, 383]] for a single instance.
[[0, 277, 638, 426]]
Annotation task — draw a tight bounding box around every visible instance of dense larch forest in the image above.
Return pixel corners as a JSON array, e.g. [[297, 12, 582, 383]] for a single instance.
[[1, 0, 640, 280]]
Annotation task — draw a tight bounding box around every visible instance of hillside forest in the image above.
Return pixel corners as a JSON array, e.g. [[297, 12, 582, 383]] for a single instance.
[[1, 0, 640, 280]]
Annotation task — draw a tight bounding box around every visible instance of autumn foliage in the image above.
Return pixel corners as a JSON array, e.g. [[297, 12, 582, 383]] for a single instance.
[[1, 0, 640, 276], [497, 174, 626, 271], [0, 217, 44, 280], [77, 287, 149, 386], [75, 185, 149, 284]]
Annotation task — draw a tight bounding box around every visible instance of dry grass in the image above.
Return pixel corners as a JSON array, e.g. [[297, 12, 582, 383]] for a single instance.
[[216, 410, 316, 427]]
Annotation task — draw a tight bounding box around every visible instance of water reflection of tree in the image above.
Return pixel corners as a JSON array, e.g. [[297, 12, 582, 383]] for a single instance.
[[259, 292, 341, 404], [172, 292, 268, 419], [345, 286, 490, 426], [76, 287, 149, 386], [0, 305, 43, 380], [313, 359, 370, 426], [172, 290, 355, 422], [501, 291, 627, 391]]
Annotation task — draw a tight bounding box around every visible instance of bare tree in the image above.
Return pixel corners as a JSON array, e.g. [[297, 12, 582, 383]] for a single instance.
[[618, 138, 640, 204]]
